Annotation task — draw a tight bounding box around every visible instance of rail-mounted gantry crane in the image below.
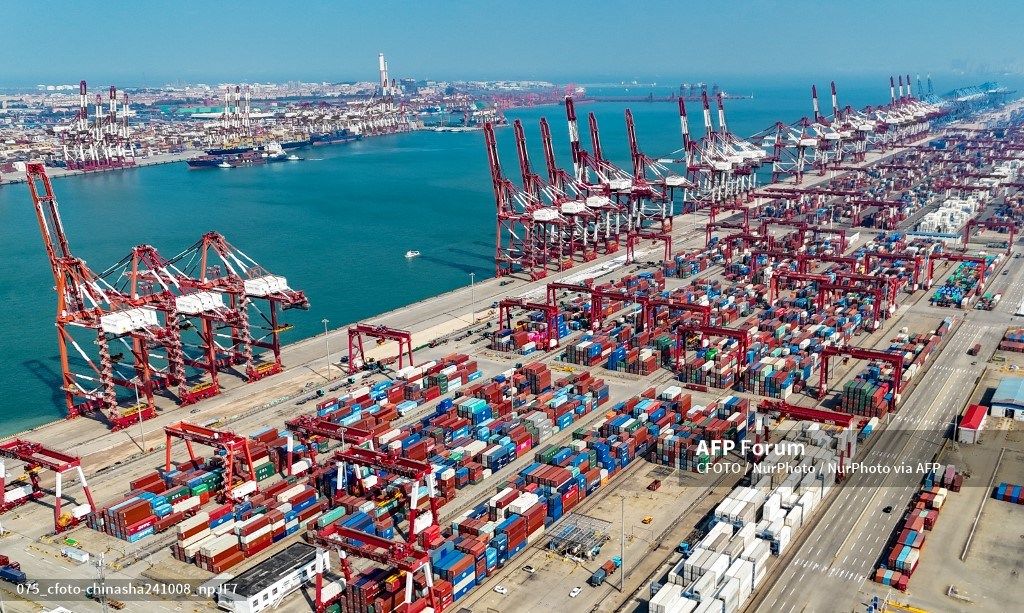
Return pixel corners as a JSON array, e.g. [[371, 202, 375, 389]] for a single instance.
[[347, 324, 415, 373], [0, 438, 95, 533]]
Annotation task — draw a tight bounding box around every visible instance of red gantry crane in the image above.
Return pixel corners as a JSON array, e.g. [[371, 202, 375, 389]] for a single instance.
[[283, 415, 375, 476], [167, 231, 310, 381], [99, 244, 254, 404], [348, 324, 415, 373], [310, 523, 444, 613], [0, 439, 96, 533], [962, 217, 1017, 252], [818, 345, 905, 408], [486, 122, 552, 279], [163, 422, 257, 499], [496, 298, 562, 350], [26, 162, 170, 428]]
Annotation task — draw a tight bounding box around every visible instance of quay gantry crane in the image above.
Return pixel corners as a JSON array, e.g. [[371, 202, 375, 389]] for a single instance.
[[496, 298, 562, 350], [513, 119, 574, 269], [0, 439, 95, 533], [487, 122, 559, 279], [810, 84, 844, 174], [163, 422, 257, 499], [348, 324, 414, 373], [26, 162, 171, 427], [168, 231, 309, 381], [818, 345, 905, 409], [99, 244, 253, 405], [538, 116, 601, 261], [624, 108, 689, 231]]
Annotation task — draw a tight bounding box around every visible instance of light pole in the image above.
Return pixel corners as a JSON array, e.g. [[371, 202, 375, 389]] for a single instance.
[[133, 381, 144, 451], [322, 318, 331, 378], [469, 272, 476, 322]]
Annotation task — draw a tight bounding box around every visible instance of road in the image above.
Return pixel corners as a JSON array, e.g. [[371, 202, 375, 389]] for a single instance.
[[750, 245, 1024, 613]]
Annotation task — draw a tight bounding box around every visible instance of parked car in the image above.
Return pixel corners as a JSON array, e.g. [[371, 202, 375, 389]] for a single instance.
[[522, 565, 537, 574], [493, 585, 508, 595], [569, 587, 582, 598]]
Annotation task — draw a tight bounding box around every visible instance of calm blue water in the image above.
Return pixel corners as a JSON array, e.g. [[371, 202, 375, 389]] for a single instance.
[[0, 75, 1002, 433]]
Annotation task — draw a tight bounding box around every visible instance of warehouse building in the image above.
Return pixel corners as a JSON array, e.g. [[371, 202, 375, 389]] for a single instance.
[[990, 377, 1024, 419], [216, 543, 324, 613]]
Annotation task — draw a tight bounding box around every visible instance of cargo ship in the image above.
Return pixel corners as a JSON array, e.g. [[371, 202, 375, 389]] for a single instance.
[[310, 128, 362, 146], [187, 142, 289, 169], [206, 137, 310, 156]]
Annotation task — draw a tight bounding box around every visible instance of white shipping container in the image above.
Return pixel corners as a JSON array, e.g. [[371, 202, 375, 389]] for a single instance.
[[240, 524, 272, 544], [177, 512, 211, 536], [199, 533, 239, 557], [172, 496, 201, 514], [212, 520, 236, 536], [230, 480, 258, 500]]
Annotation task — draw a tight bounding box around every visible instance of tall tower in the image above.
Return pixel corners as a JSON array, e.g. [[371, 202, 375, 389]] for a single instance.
[[378, 52, 389, 96]]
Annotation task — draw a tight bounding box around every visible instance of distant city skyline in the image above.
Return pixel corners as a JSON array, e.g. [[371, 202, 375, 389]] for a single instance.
[[6, 0, 1024, 85]]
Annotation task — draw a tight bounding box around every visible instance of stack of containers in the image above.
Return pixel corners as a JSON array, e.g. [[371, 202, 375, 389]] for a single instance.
[[994, 482, 1024, 504], [875, 466, 960, 591], [999, 327, 1024, 352]]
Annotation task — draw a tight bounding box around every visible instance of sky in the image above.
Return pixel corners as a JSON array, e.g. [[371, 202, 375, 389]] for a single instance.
[[5, 0, 1024, 86]]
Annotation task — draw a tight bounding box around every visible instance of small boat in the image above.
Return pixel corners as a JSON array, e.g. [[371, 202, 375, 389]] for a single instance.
[[286, 154, 302, 161], [405, 250, 421, 259], [217, 161, 233, 168]]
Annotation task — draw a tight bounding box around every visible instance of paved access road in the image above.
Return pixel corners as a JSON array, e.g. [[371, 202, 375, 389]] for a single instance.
[[751, 247, 1024, 613]]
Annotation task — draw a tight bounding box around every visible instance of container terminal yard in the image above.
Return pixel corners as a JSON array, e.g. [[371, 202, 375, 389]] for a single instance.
[[2, 73, 1024, 613]]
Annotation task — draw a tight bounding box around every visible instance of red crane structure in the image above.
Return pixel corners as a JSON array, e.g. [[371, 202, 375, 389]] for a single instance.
[[544, 281, 650, 331], [167, 231, 310, 381], [761, 118, 816, 184], [863, 251, 927, 288], [538, 117, 600, 261], [99, 244, 252, 405], [309, 523, 443, 613], [26, 162, 170, 427], [163, 422, 257, 499], [705, 218, 750, 246], [816, 282, 885, 326], [487, 122, 559, 279], [643, 296, 712, 332], [283, 415, 375, 475], [625, 231, 673, 264], [818, 345, 904, 408], [768, 270, 832, 303], [0, 439, 96, 533], [513, 119, 575, 269], [624, 108, 690, 231], [674, 323, 750, 372], [927, 252, 990, 292], [496, 298, 562, 350], [962, 217, 1017, 252], [348, 324, 414, 373], [335, 446, 443, 543], [759, 220, 848, 252], [809, 84, 844, 174], [757, 399, 857, 428]]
